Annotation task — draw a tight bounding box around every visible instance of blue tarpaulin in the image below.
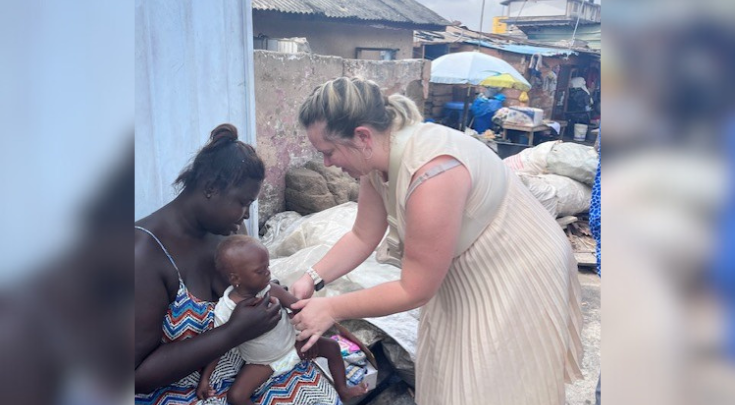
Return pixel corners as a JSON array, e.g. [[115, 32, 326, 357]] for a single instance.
[[470, 95, 505, 133], [466, 40, 577, 57]]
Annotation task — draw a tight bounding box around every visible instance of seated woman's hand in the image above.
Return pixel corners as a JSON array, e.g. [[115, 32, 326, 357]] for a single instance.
[[196, 378, 215, 400], [290, 297, 336, 352], [227, 294, 282, 344]]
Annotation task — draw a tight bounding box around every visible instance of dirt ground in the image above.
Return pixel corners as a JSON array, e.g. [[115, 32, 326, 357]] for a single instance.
[[566, 270, 602, 405]]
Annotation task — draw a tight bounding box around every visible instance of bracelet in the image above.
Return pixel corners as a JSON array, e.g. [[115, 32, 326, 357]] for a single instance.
[[306, 266, 325, 291]]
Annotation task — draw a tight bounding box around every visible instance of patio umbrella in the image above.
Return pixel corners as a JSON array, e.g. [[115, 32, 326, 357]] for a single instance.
[[430, 51, 530, 90], [430, 51, 530, 130]]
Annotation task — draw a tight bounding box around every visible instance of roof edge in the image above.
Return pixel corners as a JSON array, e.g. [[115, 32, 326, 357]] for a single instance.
[[253, 9, 449, 30]]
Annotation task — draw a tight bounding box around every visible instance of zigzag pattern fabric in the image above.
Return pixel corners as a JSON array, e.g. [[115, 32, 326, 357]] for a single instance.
[[162, 281, 215, 342], [253, 362, 340, 405], [136, 383, 199, 405], [136, 281, 230, 405]]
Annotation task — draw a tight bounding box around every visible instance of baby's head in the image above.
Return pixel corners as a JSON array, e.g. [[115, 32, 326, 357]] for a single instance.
[[214, 235, 271, 294]]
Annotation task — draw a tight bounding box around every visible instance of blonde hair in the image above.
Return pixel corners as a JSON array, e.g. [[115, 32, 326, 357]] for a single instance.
[[298, 77, 423, 142]]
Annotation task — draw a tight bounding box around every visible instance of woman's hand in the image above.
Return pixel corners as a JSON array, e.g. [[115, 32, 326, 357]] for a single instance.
[[290, 297, 336, 352], [226, 294, 282, 345], [291, 273, 315, 300]]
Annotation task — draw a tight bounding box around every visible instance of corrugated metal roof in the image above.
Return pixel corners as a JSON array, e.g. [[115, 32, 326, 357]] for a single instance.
[[254, 0, 313, 14], [253, 0, 451, 27], [524, 24, 601, 51], [414, 25, 599, 56], [466, 40, 577, 56]]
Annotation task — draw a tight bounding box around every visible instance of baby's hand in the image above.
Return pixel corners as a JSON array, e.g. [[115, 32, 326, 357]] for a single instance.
[[295, 339, 318, 361], [196, 378, 215, 400]]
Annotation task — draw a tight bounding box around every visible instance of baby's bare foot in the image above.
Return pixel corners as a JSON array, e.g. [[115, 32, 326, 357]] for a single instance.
[[337, 383, 368, 401]]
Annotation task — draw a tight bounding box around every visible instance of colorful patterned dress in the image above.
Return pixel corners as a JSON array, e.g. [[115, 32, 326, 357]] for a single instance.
[[134, 227, 341, 405]]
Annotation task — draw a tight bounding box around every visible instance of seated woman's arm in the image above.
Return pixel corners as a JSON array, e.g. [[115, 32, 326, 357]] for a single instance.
[[134, 242, 282, 394]]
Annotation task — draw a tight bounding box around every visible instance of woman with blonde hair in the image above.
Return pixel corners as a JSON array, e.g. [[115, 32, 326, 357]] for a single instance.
[[290, 77, 583, 405]]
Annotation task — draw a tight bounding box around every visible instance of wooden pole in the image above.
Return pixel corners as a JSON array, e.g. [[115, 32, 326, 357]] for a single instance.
[[479, 0, 486, 33], [460, 84, 472, 131]]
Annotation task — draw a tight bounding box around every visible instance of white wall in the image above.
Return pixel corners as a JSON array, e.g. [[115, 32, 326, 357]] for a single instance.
[[135, 0, 259, 233]]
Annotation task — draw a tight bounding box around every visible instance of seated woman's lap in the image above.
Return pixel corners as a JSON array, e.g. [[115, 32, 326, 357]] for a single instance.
[[135, 349, 341, 405]]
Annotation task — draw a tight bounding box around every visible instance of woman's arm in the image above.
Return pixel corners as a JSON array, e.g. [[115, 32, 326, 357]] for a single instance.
[[292, 156, 472, 350], [134, 241, 282, 394], [291, 177, 389, 299]]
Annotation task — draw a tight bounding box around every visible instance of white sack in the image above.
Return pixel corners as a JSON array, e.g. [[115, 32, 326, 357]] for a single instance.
[[546, 142, 599, 185], [516, 173, 559, 217], [503, 140, 561, 175], [541, 174, 592, 216]]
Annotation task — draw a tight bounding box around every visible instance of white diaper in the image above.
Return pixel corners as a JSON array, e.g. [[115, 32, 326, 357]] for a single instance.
[[269, 347, 302, 376]]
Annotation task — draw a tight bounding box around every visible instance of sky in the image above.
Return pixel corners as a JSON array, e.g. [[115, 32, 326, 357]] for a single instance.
[[414, 0, 506, 31], [414, 0, 603, 31]]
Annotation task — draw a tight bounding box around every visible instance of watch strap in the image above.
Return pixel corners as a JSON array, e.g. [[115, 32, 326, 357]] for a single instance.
[[306, 266, 325, 291]]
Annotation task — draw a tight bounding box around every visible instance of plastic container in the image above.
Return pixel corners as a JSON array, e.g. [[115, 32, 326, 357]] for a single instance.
[[573, 124, 588, 142], [443, 101, 470, 128]]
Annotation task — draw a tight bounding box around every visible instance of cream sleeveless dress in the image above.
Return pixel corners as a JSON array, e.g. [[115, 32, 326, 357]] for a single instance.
[[368, 123, 583, 405]]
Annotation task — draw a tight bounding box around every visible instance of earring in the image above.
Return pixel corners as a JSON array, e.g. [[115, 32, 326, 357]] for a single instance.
[[362, 147, 373, 160], [205, 191, 212, 199]]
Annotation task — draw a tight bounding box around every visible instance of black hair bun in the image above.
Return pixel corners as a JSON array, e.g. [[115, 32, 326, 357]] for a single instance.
[[210, 123, 238, 143]]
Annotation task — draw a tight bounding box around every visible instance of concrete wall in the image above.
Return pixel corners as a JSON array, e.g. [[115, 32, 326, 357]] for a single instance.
[[254, 51, 429, 225], [253, 12, 414, 60]]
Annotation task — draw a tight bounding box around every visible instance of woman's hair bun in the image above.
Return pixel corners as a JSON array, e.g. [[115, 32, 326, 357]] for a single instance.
[[210, 123, 238, 143]]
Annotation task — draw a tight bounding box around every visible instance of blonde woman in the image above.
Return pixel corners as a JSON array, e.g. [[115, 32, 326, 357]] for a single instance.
[[290, 77, 583, 405]]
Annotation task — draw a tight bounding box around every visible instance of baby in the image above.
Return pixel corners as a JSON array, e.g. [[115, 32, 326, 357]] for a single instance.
[[197, 235, 366, 405]]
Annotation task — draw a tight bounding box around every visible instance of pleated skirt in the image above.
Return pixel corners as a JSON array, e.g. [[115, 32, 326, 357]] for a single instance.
[[415, 175, 584, 405]]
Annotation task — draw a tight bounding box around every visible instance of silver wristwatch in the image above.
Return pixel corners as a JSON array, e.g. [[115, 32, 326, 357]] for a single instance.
[[306, 266, 325, 291]]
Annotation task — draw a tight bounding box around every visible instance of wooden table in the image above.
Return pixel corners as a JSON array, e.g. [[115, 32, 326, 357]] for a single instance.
[[500, 123, 550, 146]]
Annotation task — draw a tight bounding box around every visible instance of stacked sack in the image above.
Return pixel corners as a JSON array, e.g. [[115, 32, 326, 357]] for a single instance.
[[503, 141, 598, 218], [284, 158, 359, 216]]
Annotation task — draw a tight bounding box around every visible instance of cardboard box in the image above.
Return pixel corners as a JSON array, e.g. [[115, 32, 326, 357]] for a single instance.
[[314, 357, 378, 392], [508, 106, 544, 126]]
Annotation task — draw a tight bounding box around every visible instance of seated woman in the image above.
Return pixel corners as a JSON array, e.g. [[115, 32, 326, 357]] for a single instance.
[[135, 124, 339, 404]]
